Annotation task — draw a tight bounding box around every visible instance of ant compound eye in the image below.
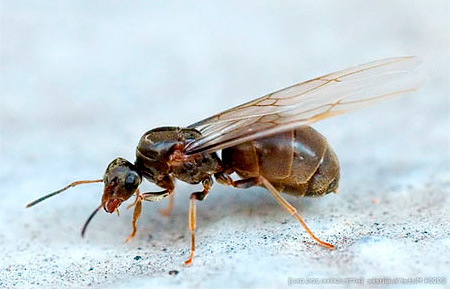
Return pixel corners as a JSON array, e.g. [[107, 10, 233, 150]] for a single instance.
[[124, 172, 140, 190]]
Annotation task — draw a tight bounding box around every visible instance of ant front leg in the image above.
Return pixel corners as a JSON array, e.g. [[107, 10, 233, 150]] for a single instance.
[[125, 189, 172, 243], [125, 176, 174, 243], [185, 176, 213, 265], [125, 189, 143, 243]]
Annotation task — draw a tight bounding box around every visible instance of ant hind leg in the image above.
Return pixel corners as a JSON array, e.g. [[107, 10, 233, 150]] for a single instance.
[[259, 176, 334, 250], [215, 172, 334, 250]]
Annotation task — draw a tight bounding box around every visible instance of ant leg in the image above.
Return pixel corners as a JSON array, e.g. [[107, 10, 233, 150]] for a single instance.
[[259, 176, 334, 250], [125, 188, 173, 243], [159, 192, 174, 217], [126, 189, 143, 243], [126, 189, 141, 209], [215, 172, 334, 249], [185, 176, 213, 265], [214, 173, 261, 189], [141, 190, 171, 202], [215, 172, 259, 188]]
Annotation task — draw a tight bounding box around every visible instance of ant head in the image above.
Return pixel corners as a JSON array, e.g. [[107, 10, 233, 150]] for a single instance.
[[102, 157, 142, 213], [26, 157, 142, 237]]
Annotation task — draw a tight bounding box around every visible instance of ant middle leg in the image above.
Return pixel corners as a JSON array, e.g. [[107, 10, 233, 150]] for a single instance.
[[185, 176, 213, 265], [159, 192, 174, 217]]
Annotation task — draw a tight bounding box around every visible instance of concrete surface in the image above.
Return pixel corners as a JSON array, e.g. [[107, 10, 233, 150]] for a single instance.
[[1, 1, 449, 288]]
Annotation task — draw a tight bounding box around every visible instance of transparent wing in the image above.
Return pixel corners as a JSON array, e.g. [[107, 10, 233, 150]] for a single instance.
[[185, 56, 423, 155]]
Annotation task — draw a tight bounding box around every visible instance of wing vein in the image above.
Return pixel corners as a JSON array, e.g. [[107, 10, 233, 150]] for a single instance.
[[185, 56, 423, 155]]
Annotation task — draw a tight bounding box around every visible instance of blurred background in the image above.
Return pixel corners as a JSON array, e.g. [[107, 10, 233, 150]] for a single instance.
[[1, 1, 449, 288]]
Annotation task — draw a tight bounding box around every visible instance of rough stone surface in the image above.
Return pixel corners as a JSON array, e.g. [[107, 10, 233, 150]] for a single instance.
[[1, 1, 449, 288]]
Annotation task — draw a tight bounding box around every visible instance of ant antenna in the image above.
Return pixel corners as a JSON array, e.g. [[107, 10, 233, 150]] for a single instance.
[[26, 179, 103, 208], [81, 204, 102, 237]]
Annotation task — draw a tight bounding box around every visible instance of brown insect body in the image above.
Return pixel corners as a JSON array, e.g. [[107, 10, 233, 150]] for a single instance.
[[221, 126, 339, 197], [133, 126, 338, 198], [135, 127, 221, 187], [26, 57, 422, 265]]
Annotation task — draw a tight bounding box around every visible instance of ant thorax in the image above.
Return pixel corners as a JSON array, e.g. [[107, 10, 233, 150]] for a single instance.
[[135, 126, 221, 185]]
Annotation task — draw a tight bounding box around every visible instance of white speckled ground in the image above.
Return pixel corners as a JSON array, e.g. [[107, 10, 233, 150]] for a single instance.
[[1, 1, 449, 288]]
